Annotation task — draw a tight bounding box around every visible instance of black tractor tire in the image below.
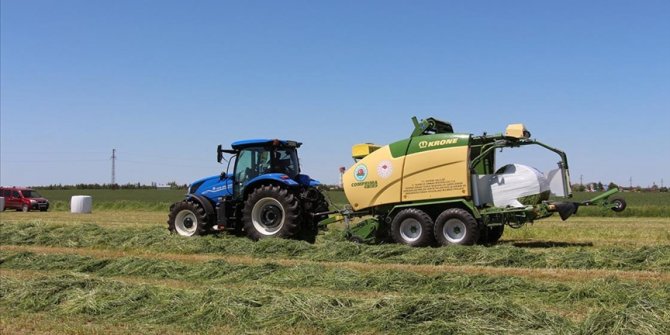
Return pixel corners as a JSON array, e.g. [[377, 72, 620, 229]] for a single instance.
[[479, 224, 505, 245], [298, 188, 329, 243], [390, 208, 434, 247], [611, 198, 627, 212], [167, 200, 210, 237], [434, 208, 480, 246], [243, 185, 301, 240]]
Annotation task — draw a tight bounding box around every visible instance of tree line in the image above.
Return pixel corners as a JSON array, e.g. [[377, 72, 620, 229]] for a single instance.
[[38, 182, 188, 190]]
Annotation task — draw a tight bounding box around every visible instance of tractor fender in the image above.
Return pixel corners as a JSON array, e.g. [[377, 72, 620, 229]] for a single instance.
[[185, 194, 216, 217], [242, 176, 300, 199], [296, 174, 321, 187], [246, 173, 300, 187]]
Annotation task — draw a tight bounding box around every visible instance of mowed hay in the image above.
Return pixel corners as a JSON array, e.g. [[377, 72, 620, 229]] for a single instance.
[[2, 250, 669, 305], [1, 268, 668, 334], [1, 215, 669, 334], [1, 221, 669, 272], [0, 275, 669, 334]]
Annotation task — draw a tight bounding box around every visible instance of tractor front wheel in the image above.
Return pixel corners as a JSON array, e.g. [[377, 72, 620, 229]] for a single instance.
[[434, 208, 480, 246], [390, 208, 434, 247], [243, 185, 301, 240], [167, 200, 209, 237]]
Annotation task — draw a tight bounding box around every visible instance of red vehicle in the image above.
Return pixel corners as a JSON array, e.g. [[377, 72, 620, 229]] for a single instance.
[[0, 187, 49, 212]]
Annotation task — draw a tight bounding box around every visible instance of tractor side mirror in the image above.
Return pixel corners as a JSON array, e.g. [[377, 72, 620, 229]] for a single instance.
[[217, 145, 223, 163]]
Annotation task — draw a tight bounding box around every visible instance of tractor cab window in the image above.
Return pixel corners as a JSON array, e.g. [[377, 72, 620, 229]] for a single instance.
[[235, 149, 256, 187], [272, 148, 299, 178], [234, 146, 300, 191]]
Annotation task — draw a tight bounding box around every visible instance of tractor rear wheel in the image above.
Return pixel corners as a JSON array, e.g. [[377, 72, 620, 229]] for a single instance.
[[390, 208, 434, 247], [167, 200, 209, 237], [243, 185, 301, 240], [434, 208, 480, 246]]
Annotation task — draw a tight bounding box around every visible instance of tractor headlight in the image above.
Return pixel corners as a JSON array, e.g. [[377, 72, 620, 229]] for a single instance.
[[30, 199, 37, 204]]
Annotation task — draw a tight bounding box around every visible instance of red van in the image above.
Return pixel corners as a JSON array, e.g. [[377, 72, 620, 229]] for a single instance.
[[0, 187, 50, 212]]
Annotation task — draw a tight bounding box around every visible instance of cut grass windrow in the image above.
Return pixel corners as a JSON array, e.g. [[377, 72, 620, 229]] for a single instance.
[[2, 272, 669, 335], [2, 249, 669, 315], [3, 244, 668, 284], [2, 222, 669, 272]]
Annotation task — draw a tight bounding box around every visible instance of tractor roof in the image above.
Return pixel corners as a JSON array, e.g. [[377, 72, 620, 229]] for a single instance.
[[231, 139, 302, 150]]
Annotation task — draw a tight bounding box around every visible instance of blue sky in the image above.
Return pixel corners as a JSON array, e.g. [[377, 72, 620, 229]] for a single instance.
[[1, 0, 668, 188]]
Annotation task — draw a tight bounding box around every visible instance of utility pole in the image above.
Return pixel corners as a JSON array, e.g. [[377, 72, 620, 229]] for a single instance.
[[629, 176, 632, 189], [580, 174, 583, 186], [111, 149, 117, 185]]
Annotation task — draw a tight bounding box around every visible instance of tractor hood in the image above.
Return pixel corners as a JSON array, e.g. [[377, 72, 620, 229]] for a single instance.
[[188, 175, 233, 200]]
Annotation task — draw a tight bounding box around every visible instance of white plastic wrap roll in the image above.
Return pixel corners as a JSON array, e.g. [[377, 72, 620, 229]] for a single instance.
[[489, 164, 550, 208], [0, 197, 4, 211], [70, 195, 93, 213]]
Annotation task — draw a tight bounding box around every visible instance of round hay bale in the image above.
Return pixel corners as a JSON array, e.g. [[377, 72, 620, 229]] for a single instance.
[[70, 195, 93, 214]]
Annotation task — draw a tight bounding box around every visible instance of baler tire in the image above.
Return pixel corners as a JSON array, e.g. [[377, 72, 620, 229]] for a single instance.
[[434, 208, 480, 246], [167, 200, 209, 237], [480, 225, 504, 245], [390, 208, 434, 247], [243, 185, 301, 240], [611, 198, 627, 212]]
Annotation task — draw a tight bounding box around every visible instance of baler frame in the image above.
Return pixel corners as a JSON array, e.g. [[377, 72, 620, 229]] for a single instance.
[[328, 116, 627, 245]]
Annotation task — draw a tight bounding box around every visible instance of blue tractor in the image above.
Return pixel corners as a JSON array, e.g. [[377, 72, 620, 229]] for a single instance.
[[167, 139, 329, 242]]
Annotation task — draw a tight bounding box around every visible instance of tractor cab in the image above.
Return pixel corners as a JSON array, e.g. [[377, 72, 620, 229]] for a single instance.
[[215, 139, 309, 199]]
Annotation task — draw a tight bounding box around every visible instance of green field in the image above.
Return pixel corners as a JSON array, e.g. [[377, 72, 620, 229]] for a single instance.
[[35, 189, 187, 211], [34, 188, 670, 217], [1, 206, 669, 334]]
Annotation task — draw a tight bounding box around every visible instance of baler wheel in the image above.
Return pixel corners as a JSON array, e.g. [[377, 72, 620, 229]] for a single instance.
[[479, 225, 505, 245], [390, 208, 434, 247], [610, 198, 627, 212], [243, 185, 301, 240], [167, 200, 209, 237], [434, 208, 480, 246]]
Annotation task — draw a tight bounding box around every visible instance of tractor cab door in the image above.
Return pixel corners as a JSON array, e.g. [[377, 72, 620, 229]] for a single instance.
[[233, 148, 259, 198]]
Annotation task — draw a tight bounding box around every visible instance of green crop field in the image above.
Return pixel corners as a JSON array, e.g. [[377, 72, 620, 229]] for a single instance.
[[1, 204, 669, 334], [33, 188, 670, 217]]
